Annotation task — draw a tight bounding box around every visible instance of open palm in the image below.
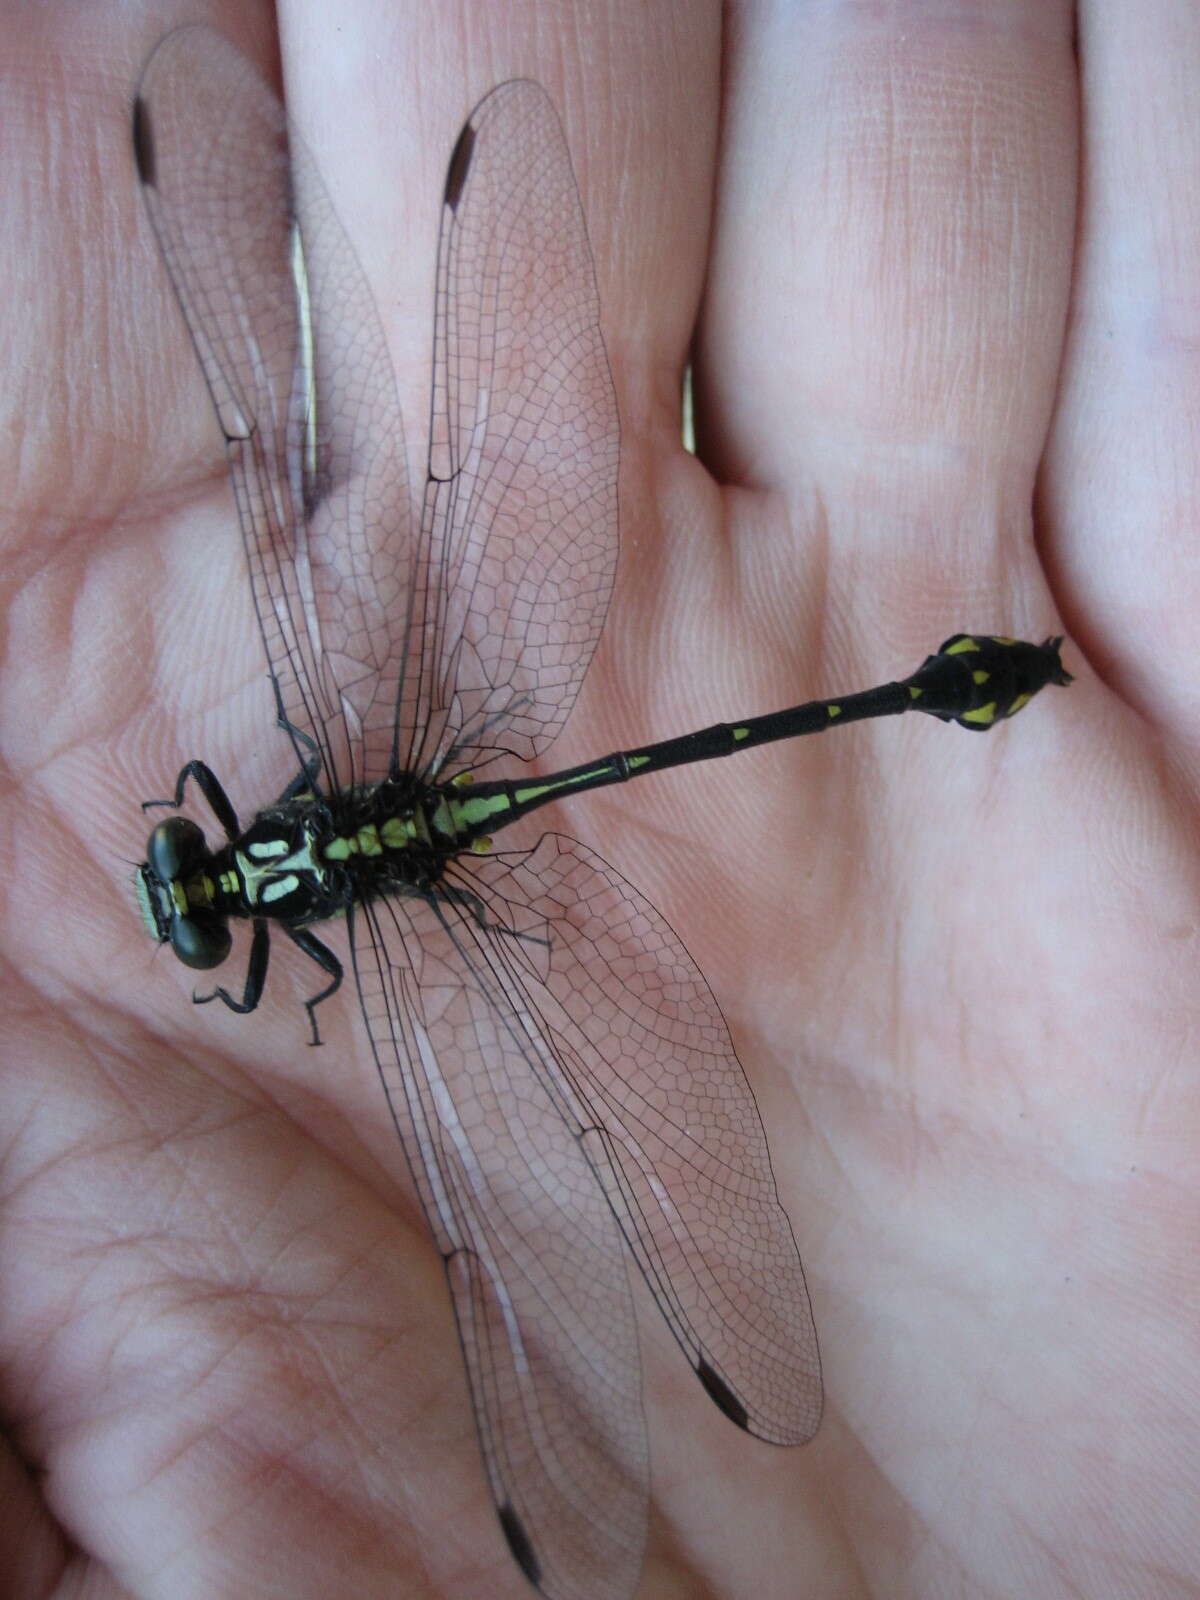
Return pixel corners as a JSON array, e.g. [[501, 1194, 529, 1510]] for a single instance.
[[3, 4, 1195, 1599]]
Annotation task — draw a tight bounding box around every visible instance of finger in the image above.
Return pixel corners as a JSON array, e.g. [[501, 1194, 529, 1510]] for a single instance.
[[703, 3, 1078, 645], [0, 1423, 67, 1596], [280, 0, 720, 467], [1040, 0, 1200, 736]]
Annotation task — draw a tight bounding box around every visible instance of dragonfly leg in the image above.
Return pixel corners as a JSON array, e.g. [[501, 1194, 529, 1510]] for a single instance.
[[194, 916, 270, 1014], [440, 884, 551, 950], [284, 927, 344, 1047], [274, 690, 324, 791], [277, 763, 321, 804], [142, 759, 242, 842]]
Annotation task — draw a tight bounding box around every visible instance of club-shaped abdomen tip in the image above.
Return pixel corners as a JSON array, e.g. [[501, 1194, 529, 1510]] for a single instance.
[[1043, 636, 1074, 687], [908, 633, 1074, 729]]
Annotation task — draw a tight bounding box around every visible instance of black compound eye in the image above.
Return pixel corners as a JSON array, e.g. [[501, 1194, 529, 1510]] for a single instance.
[[147, 816, 208, 882], [169, 911, 232, 970]]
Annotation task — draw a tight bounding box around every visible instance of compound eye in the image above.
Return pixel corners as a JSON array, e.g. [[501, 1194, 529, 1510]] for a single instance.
[[147, 816, 208, 882], [169, 910, 232, 971]]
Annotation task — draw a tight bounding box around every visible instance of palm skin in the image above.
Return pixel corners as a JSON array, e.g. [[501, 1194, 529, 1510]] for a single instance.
[[3, 2, 1197, 1598]]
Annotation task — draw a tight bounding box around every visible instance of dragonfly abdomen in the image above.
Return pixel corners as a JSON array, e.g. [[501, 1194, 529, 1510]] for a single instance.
[[434, 634, 1072, 841]]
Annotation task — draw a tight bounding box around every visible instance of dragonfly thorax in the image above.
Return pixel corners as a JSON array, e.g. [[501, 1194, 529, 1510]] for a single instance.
[[136, 780, 462, 974]]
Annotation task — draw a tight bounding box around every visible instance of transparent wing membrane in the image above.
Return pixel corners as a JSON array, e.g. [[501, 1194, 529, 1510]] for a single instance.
[[136, 29, 419, 792], [457, 836, 822, 1444], [353, 894, 647, 1600], [135, 28, 821, 1600], [411, 79, 618, 777], [136, 32, 617, 794]]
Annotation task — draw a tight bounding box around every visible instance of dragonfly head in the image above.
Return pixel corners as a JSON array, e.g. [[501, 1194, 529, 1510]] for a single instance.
[[135, 816, 233, 970]]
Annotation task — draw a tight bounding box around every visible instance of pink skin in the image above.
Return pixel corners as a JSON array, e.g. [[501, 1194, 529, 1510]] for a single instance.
[[2, 2, 1196, 1597]]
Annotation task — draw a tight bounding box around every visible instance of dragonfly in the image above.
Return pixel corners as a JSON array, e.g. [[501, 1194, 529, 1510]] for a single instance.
[[131, 27, 1071, 1600]]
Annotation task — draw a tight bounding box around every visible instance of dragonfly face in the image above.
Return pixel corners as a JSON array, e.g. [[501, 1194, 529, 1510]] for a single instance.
[[135, 815, 232, 971]]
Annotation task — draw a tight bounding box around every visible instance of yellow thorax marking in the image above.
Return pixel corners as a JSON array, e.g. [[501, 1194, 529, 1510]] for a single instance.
[[236, 832, 319, 903], [260, 874, 300, 904]]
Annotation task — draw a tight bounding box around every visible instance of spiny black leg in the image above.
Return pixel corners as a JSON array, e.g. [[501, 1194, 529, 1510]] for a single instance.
[[285, 927, 344, 1047], [274, 687, 324, 787], [142, 760, 241, 842], [449, 691, 534, 760], [441, 884, 552, 950], [195, 917, 270, 1014], [277, 764, 321, 803], [175, 760, 242, 837], [441, 883, 493, 930]]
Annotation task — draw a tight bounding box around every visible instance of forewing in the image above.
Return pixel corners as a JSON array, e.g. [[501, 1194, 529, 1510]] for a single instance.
[[134, 26, 416, 792], [459, 835, 822, 1444], [352, 893, 647, 1600], [405, 80, 619, 778]]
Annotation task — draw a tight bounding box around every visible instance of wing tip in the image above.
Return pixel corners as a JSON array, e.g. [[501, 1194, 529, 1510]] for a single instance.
[[498, 1502, 542, 1588], [131, 95, 156, 187], [443, 121, 476, 210], [696, 1357, 750, 1431]]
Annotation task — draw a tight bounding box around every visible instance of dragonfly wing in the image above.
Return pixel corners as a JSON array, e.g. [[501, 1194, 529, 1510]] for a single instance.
[[133, 27, 416, 794], [352, 893, 648, 1600], [460, 835, 822, 1444], [408, 79, 619, 778], [135, 38, 617, 794]]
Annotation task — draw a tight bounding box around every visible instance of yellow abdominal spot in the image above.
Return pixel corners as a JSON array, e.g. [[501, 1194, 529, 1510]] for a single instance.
[[325, 816, 418, 861]]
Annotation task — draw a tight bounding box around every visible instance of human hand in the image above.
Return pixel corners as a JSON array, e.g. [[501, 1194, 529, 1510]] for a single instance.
[[2, 4, 1194, 1599]]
